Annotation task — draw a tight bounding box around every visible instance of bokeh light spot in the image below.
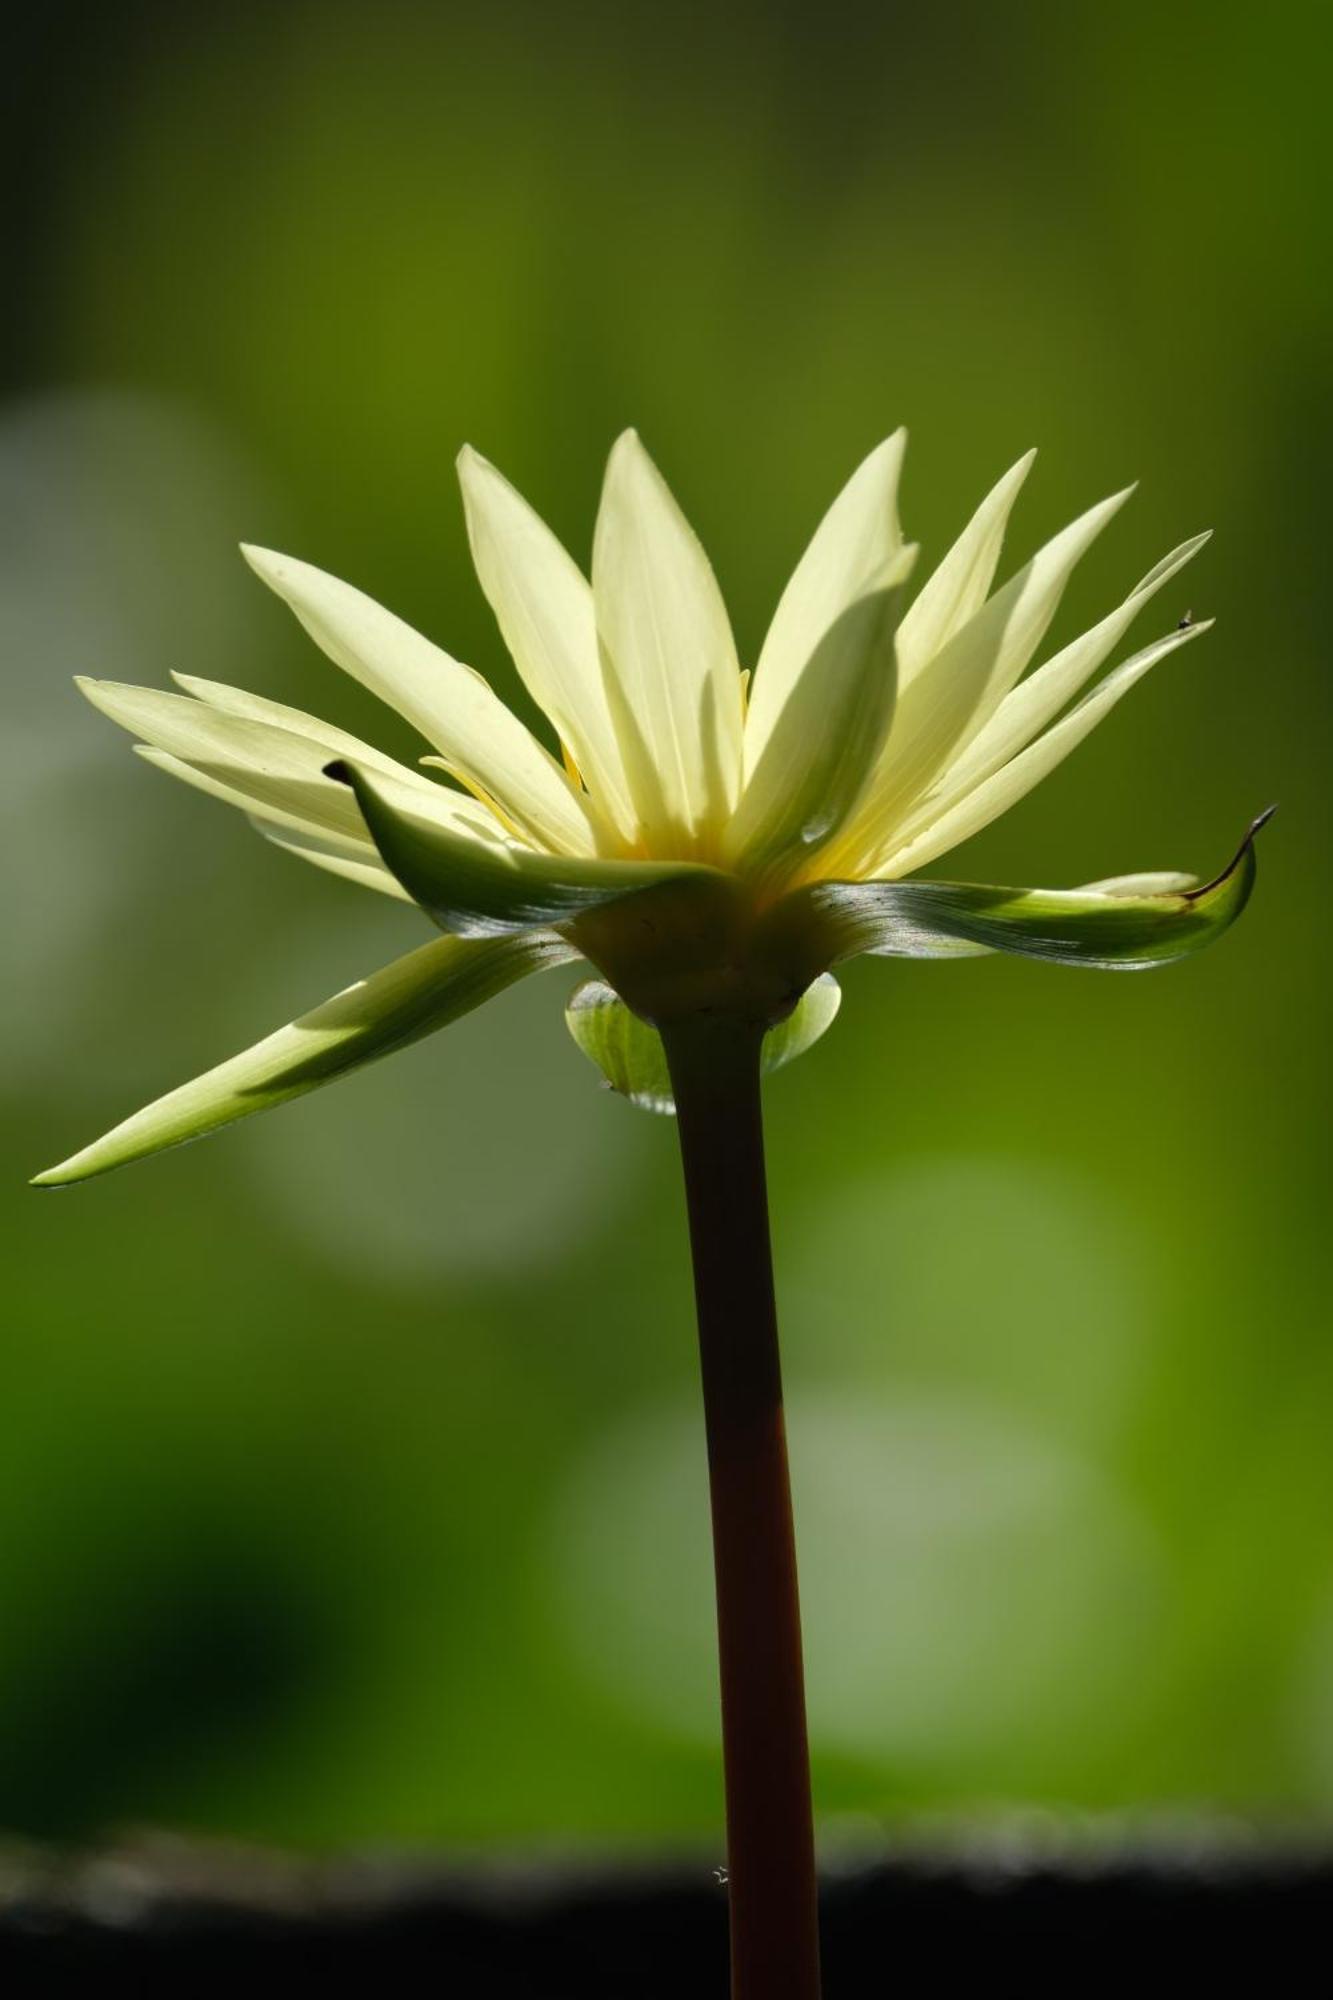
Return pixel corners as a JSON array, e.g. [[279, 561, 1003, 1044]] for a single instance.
[[548, 1390, 1163, 1779]]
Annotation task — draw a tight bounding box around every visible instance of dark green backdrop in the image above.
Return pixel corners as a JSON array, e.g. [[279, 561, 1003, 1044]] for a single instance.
[[4, 0, 1328, 1845]]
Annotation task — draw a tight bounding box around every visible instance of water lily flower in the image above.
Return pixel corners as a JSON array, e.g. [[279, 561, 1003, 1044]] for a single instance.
[[34, 428, 1264, 1185]]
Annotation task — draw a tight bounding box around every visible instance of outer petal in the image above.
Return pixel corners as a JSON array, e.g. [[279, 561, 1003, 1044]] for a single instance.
[[32, 932, 576, 1187], [456, 447, 638, 843], [894, 449, 1036, 687], [835, 486, 1133, 869], [874, 621, 1211, 879], [165, 679, 506, 847], [921, 533, 1210, 808], [138, 748, 411, 899], [250, 819, 413, 900], [241, 546, 597, 855], [566, 973, 842, 1113], [744, 431, 908, 774], [170, 673, 436, 781], [794, 812, 1271, 970], [722, 577, 912, 879], [79, 680, 497, 850], [331, 760, 725, 935], [592, 431, 744, 847]]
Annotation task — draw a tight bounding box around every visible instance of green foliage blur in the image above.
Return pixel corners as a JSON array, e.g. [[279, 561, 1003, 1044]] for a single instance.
[[3, 0, 1328, 1848]]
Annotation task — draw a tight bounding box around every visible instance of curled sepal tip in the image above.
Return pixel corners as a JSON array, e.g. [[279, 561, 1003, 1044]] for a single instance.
[[799, 808, 1275, 971], [566, 974, 842, 1113]]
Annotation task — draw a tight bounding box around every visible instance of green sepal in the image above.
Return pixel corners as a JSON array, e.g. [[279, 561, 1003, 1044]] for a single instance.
[[565, 973, 842, 1113], [33, 931, 577, 1187], [796, 810, 1273, 971], [329, 761, 723, 936]]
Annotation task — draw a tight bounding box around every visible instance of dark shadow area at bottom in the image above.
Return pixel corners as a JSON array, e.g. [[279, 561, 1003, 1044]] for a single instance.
[[3, 1840, 1329, 1994]]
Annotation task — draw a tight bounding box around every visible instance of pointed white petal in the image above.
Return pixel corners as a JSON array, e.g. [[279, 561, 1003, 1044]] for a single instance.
[[241, 546, 596, 855], [169, 676, 464, 792], [81, 679, 494, 850], [135, 745, 382, 852], [894, 449, 1036, 687], [925, 533, 1210, 805], [833, 485, 1134, 868], [252, 819, 414, 899], [33, 932, 577, 1186], [744, 431, 908, 773], [592, 431, 743, 847], [144, 743, 423, 896], [456, 447, 638, 843], [171, 673, 430, 784], [872, 621, 1211, 878], [882, 620, 1210, 867], [723, 574, 913, 878], [944, 483, 1137, 732]]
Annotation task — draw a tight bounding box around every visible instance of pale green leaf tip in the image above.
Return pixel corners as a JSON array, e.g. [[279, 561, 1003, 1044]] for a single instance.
[[32, 1136, 116, 1187]]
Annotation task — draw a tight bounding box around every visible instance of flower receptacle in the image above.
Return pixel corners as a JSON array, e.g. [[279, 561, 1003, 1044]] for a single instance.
[[568, 874, 830, 1031]]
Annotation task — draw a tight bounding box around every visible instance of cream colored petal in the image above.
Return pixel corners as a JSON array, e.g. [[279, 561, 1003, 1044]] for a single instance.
[[456, 447, 638, 844], [887, 620, 1208, 864], [724, 571, 914, 879], [135, 745, 379, 851], [894, 449, 1036, 688], [171, 684, 508, 843], [592, 430, 743, 847], [241, 545, 596, 856], [252, 820, 414, 900], [142, 745, 416, 897], [833, 485, 1133, 869], [871, 621, 1211, 879], [80, 679, 501, 851], [744, 430, 908, 774], [924, 533, 1210, 805], [171, 672, 429, 785]]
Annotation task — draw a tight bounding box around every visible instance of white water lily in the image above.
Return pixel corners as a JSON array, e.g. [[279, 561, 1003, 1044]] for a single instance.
[[35, 429, 1266, 1184]]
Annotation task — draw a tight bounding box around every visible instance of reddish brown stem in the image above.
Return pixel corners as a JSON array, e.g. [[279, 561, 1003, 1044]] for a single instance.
[[662, 1015, 821, 2000]]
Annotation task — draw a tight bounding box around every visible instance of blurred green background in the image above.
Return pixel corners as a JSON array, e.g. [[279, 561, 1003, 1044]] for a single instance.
[[4, 0, 1329, 1849]]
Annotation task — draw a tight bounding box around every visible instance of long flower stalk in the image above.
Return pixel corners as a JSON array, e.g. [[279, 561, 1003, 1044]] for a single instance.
[[664, 1016, 820, 2000]]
